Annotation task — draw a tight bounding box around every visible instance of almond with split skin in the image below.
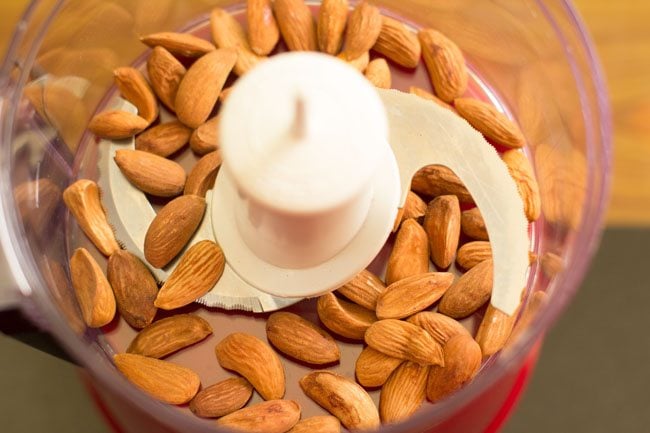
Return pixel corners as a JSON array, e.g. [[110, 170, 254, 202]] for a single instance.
[[190, 115, 220, 155], [407, 311, 470, 346], [385, 218, 429, 285], [88, 110, 148, 139], [380, 361, 429, 423], [107, 250, 157, 329], [336, 269, 385, 311], [113, 67, 158, 124], [210, 7, 264, 76], [127, 314, 213, 358], [475, 302, 519, 358], [288, 415, 341, 433], [457, 241, 492, 270], [365, 58, 391, 89], [424, 195, 461, 269], [455, 98, 526, 149], [135, 121, 191, 157], [376, 272, 454, 320], [336, 51, 369, 72], [144, 195, 206, 268], [190, 377, 253, 418], [502, 149, 541, 221], [409, 86, 454, 111], [355, 346, 403, 388], [461, 207, 489, 240], [216, 400, 301, 433], [114, 354, 200, 404], [419, 28, 468, 102], [216, 333, 285, 400], [365, 319, 444, 365], [114, 149, 186, 197], [317, 0, 348, 55], [175, 48, 237, 128], [184, 150, 222, 197], [317, 292, 377, 340], [63, 179, 120, 256], [274, 0, 318, 51], [266, 312, 340, 365], [70, 248, 116, 328], [411, 164, 474, 204], [343, 1, 382, 60], [438, 259, 493, 319], [155, 240, 225, 310], [247, 0, 280, 55], [373, 16, 421, 68], [147, 46, 186, 112], [300, 371, 380, 431], [426, 334, 482, 403], [140, 32, 216, 58]]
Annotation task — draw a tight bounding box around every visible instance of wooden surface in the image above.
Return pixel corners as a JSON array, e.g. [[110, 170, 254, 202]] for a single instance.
[[1, 0, 649, 225]]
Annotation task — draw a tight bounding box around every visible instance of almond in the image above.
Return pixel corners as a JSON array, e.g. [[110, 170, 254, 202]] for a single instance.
[[300, 371, 379, 431], [190, 115, 220, 155], [502, 149, 541, 221], [140, 32, 216, 58], [393, 191, 427, 232], [411, 164, 474, 204], [274, 0, 318, 51], [376, 272, 454, 320], [461, 207, 489, 240], [63, 179, 120, 256], [336, 269, 385, 311], [364, 58, 391, 89], [146, 46, 186, 112], [219, 86, 234, 103], [266, 312, 340, 365], [418, 28, 468, 102], [454, 98, 526, 149], [336, 50, 369, 72], [155, 240, 225, 310], [423, 195, 461, 269], [106, 250, 158, 329], [144, 195, 206, 268], [215, 333, 285, 400], [210, 7, 264, 76], [342, 1, 381, 60], [540, 252, 563, 278], [438, 259, 493, 319], [426, 334, 482, 402], [70, 247, 116, 328], [216, 400, 301, 433], [113, 67, 158, 124], [288, 416, 341, 433], [355, 346, 403, 388], [135, 121, 192, 157], [385, 218, 429, 285], [365, 319, 444, 366], [114, 149, 186, 197], [113, 353, 200, 405], [317, 0, 349, 55], [317, 292, 377, 340], [127, 314, 213, 358], [247, 0, 281, 55], [409, 86, 454, 110], [184, 150, 222, 197], [392, 207, 405, 233], [509, 290, 548, 343], [456, 241, 492, 270], [379, 361, 429, 423], [175, 48, 237, 128], [373, 16, 421, 68], [475, 302, 519, 358], [190, 377, 253, 418], [88, 110, 148, 139], [407, 311, 470, 346]]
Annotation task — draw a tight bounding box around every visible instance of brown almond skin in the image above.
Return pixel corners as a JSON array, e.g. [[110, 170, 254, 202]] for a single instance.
[[288, 415, 341, 433], [266, 312, 340, 365], [411, 164, 474, 204], [355, 346, 403, 388], [114, 149, 186, 197], [426, 334, 482, 403], [455, 98, 526, 149], [336, 269, 385, 311], [107, 250, 157, 329], [113, 67, 158, 124], [385, 218, 429, 285], [475, 302, 519, 358], [135, 121, 191, 157], [336, 51, 370, 72], [216, 333, 285, 400], [88, 110, 149, 140], [407, 311, 470, 346], [418, 28, 468, 102], [247, 0, 281, 55], [365, 319, 444, 366], [317, 292, 377, 340], [403, 191, 427, 221], [210, 8, 264, 76], [380, 361, 429, 423], [343, 1, 382, 60], [502, 149, 542, 221], [190, 115, 220, 155], [438, 259, 493, 319], [70, 248, 116, 328], [274, 0, 318, 51], [461, 207, 489, 240], [456, 241, 492, 270], [373, 16, 421, 68], [409, 86, 454, 111], [184, 150, 222, 197], [190, 377, 253, 418], [127, 314, 213, 358], [147, 46, 186, 112], [365, 58, 391, 89], [317, 0, 349, 55], [144, 195, 206, 268], [376, 272, 454, 320], [424, 195, 461, 269], [140, 32, 216, 58], [216, 400, 301, 433]]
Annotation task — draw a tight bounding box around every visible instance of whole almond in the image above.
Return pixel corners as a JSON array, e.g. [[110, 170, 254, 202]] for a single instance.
[[190, 377, 253, 418], [135, 121, 191, 157], [184, 150, 222, 197], [175, 48, 237, 128], [423, 195, 461, 269], [407, 311, 470, 346], [380, 361, 429, 423], [274, 0, 318, 51], [475, 302, 519, 358], [247, 0, 280, 55], [376, 272, 454, 320], [393, 191, 428, 232], [300, 371, 380, 431], [155, 240, 225, 310], [364, 58, 391, 89], [288, 415, 341, 433], [144, 195, 206, 268], [210, 8, 264, 76], [317, 292, 377, 340], [107, 250, 157, 329], [426, 334, 482, 402], [456, 241, 492, 270], [373, 16, 421, 68], [317, 0, 349, 55], [342, 1, 381, 60], [502, 149, 541, 221], [114, 149, 186, 197], [411, 164, 474, 204], [88, 110, 148, 139], [147, 46, 186, 112], [454, 98, 526, 149], [215, 333, 285, 400], [461, 207, 489, 240], [418, 28, 468, 102], [336, 51, 369, 72], [438, 259, 493, 319], [385, 218, 429, 285], [409, 86, 454, 111], [63, 179, 120, 256], [365, 319, 444, 366], [113, 67, 158, 124], [190, 115, 220, 155], [140, 32, 216, 58], [266, 312, 340, 365], [355, 346, 402, 388], [336, 269, 385, 311], [70, 248, 116, 328], [216, 400, 301, 433], [127, 314, 213, 358], [113, 353, 200, 404]]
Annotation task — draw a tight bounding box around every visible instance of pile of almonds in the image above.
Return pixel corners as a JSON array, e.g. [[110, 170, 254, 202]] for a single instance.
[[61, 0, 548, 431]]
